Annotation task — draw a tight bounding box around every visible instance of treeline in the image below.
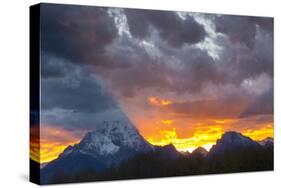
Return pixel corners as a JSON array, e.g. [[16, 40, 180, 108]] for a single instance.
[[50, 146, 273, 184]]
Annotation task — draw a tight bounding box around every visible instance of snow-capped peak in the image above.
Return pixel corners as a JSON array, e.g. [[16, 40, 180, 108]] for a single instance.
[[79, 131, 120, 156], [60, 119, 153, 159]]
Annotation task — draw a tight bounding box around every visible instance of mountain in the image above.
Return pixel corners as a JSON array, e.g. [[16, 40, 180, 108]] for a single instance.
[[182, 150, 191, 157], [111, 132, 273, 179], [258, 137, 273, 148], [40, 129, 273, 184], [154, 144, 181, 160], [60, 119, 153, 165], [208, 131, 262, 157], [190, 147, 208, 157], [41, 119, 154, 184], [207, 132, 273, 173]]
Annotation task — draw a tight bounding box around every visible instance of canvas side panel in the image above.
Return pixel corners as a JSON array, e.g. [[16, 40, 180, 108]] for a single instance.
[[29, 4, 41, 185]]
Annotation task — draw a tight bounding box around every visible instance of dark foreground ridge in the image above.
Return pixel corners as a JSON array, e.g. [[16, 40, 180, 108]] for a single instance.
[[38, 122, 274, 185]]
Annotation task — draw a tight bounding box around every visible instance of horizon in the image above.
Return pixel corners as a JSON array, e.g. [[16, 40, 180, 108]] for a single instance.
[[33, 127, 273, 164]]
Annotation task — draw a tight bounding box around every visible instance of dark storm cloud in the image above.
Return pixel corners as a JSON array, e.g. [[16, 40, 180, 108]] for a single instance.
[[214, 15, 273, 49], [41, 69, 117, 114], [251, 17, 274, 33], [240, 88, 273, 118], [41, 4, 118, 65], [39, 4, 130, 131], [174, 47, 226, 93], [40, 4, 273, 130], [41, 108, 127, 131], [41, 53, 76, 79], [95, 37, 224, 97], [124, 9, 207, 47], [40, 4, 273, 99], [215, 22, 273, 85], [40, 53, 128, 130], [109, 14, 273, 96]]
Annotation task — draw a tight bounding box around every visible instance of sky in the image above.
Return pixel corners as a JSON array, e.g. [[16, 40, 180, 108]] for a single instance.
[[31, 4, 273, 163]]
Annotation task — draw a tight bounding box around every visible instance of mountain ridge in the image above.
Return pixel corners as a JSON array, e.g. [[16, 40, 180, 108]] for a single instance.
[[40, 123, 273, 184]]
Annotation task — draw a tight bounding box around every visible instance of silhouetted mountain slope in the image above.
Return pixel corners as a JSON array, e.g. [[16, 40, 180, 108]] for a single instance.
[[40, 119, 154, 184], [208, 131, 262, 157], [191, 147, 208, 158], [154, 144, 181, 160], [182, 150, 191, 156], [40, 130, 273, 184], [259, 137, 273, 148], [207, 132, 273, 173]]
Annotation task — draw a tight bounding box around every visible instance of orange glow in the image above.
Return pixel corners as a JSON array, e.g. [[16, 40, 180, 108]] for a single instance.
[[148, 96, 172, 106], [30, 138, 40, 163], [243, 124, 273, 141], [144, 121, 273, 153], [33, 117, 273, 163], [146, 126, 224, 152], [30, 126, 40, 163], [161, 120, 173, 125], [30, 126, 82, 163], [214, 119, 237, 124], [40, 126, 81, 163], [39, 140, 78, 163]]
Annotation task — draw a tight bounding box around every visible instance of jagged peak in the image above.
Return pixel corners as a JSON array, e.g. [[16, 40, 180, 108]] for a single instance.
[[209, 131, 262, 157], [89, 119, 136, 133], [218, 131, 254, 144], [60, 119, 153, 159], [221, 131, 248, 139]]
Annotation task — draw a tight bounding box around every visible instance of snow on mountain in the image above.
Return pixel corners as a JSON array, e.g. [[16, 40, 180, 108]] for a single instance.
[[41, 129, 273, 184], [41, 119, 155, 184], [61, 119, 153, 158]]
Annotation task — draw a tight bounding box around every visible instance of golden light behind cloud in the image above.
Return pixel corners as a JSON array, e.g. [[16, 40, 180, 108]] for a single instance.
[[148, 96, 172, 106]]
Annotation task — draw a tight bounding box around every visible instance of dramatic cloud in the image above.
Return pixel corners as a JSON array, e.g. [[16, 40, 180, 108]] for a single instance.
[[240, 88, 273, 118], [41, 4, 118, 65], [124, 9, 207, 47], [94, 37, 226, 98], [214, 15, 273, 49], [40, 52, 131, 131], [213, 23, 273, 87], [41, 57, 117, 114]]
